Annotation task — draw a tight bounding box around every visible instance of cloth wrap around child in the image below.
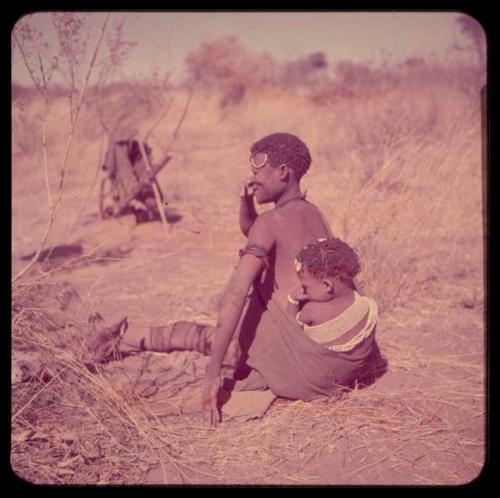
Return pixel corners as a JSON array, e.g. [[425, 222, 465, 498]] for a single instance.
[[220, 243, 378, 420]]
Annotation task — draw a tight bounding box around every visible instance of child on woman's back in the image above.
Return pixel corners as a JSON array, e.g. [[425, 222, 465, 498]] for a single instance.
[[287, 237, 378, 352]]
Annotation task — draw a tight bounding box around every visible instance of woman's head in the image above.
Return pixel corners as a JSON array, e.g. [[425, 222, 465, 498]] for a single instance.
[[250, 132, 311, 178], [249, 133, 311, 204], [295, 237, 361, 301]]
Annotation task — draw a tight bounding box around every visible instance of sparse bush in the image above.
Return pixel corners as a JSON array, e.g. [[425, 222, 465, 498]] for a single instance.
[[334, 60, 381, 97], [185, 35, 276, 107], [279, 51, 328, 87]]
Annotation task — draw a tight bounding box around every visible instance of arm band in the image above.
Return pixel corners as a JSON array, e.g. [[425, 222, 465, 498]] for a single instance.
[[239, 242, 269, 268]]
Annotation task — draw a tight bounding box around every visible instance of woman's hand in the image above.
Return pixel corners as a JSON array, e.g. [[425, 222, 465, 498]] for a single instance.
[[202, 375, 223, 427], [240, 177, 257, 198]]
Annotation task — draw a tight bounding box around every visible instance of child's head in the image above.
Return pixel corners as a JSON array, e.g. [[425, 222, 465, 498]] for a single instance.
[[249, 133, 311, 203], [295, 237, 361, 301]]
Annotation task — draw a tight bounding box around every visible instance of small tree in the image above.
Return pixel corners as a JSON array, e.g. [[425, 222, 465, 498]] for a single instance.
[[12, 12, 111, 283], [184, 35, 275, 106]]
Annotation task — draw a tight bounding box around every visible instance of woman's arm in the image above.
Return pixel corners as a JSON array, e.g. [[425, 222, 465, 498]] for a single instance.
[[205, 256, 262, 378], [239, 178, 258, 236], [203, 216, 274, 426], [240, 196, 258, 236]]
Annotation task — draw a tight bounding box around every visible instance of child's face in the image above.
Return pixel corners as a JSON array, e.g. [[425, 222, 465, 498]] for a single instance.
[[297, 267, 334, 302]]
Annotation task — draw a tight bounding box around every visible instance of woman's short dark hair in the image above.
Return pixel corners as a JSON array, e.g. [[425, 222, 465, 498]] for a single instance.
[[297, 237, 361, 282], [251, 132, 312, 180]]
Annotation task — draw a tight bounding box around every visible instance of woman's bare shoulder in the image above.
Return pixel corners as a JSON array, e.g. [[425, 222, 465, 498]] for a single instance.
[[249, 211, 276, 238]]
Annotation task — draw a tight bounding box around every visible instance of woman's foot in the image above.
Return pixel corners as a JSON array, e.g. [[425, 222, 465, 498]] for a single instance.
[[85, 312, 129, 363]]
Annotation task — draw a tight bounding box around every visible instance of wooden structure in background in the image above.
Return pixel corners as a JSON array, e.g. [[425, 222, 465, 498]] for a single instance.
[[99, 139, 171, 224]]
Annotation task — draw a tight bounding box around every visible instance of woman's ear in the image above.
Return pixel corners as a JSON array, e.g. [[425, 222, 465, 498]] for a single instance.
[[278, 163, 289, 181]]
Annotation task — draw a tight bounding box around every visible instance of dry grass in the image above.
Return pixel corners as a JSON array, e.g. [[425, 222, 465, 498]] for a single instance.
[[12, 281, 195, 485], [12, 281, 484, 484], [11, 61, 485, 484]]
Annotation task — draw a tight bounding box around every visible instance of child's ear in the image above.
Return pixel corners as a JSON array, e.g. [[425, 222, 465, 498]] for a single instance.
[[323, 278, 335, 294]]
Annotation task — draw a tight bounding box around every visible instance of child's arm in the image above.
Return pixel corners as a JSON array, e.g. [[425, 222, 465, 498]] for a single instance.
[[286, 296, 300, 318], [239, 178, 258, 237], [286, 285, 309, 320]]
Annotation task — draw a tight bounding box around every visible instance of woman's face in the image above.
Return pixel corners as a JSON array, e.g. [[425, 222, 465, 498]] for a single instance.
[[250, 153, 283, 204]]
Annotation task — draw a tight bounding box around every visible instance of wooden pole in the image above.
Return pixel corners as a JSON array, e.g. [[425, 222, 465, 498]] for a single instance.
[[137, 140, 168, 229]]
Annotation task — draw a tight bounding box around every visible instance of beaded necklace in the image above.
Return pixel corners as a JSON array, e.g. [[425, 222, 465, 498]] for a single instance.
[[275, 192, 307, 209]]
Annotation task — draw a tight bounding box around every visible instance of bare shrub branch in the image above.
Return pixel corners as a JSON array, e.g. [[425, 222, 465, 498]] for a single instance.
[[71, 16, 139, 228], [13, 13, 111, 284]]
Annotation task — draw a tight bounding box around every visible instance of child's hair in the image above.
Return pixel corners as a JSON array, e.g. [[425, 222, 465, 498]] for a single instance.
[[296, 237, 360, 282], [250, 132, 311, 180]]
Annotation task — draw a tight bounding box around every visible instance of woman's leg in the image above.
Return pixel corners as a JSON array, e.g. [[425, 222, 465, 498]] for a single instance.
[[120, 320, 242, 368], [52, 282, 224, 363], [119, 321, 215, 355]]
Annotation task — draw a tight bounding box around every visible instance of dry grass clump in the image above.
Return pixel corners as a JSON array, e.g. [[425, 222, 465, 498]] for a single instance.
[[11, 279, 196, 484]]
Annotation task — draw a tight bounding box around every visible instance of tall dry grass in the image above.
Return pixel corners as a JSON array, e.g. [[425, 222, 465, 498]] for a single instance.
[[11, 279, 199, 484]]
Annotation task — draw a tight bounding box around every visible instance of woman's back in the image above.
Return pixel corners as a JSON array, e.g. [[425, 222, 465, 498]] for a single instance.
[[266, 199, 331, 303]]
